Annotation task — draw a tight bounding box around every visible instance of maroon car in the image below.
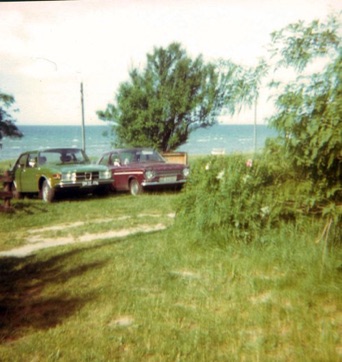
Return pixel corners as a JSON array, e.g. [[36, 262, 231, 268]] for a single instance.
[[97, 148, 190, 195]]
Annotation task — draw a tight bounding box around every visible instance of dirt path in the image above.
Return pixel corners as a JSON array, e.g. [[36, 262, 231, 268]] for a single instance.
[[0, 214, 175, 258]]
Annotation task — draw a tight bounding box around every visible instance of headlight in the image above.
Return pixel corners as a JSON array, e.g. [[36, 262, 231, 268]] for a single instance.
[[100, 170, 112, 179], [183, 167, 190, 177], [145, 170, 155, 180], [61, 172, 76, 182], [52, 173, 61, 180]]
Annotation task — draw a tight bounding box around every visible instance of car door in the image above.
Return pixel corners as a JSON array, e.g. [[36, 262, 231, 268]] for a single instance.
[[112, 151, 137, 190], [14, 153, 28, 192], [20, 152, 39, 192]]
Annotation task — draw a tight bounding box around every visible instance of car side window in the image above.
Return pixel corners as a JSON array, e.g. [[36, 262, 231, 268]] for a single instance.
[[17, 154, 28, 168], [39, 152, 52, 165], [99, 154, 110, 166], [121, 151, 134, 165], [27, 152, 38, 168], [110, 153, 121, 166]]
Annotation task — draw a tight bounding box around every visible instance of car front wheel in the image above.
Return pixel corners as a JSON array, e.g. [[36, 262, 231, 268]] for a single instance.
[[41, 180, 55, 202], [129, 178, 143, 196]]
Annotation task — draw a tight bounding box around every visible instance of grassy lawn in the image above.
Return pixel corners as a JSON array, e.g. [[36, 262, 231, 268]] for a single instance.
[[0, 156, 341, 361]]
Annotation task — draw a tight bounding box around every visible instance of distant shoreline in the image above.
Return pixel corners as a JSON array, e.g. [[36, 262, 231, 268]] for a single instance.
[[16, 123, 270, 127], [17, 124, 110, 127], [1, 124, 276, 162]]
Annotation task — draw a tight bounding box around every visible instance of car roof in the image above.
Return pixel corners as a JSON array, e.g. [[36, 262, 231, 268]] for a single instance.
[[22, 148, 83, 154], [103, 148, 156, 154]]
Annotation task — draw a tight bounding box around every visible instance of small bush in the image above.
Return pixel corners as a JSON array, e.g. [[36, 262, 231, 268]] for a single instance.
[[177, 154, 277, 243]]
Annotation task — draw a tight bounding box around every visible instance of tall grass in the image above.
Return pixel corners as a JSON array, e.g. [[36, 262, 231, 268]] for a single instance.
[[176, 153, 341, 246], [0, 158, 341, 361]]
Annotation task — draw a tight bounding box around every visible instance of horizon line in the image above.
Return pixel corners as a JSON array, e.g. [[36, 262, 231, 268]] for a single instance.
[[17, 122, 268, 126]]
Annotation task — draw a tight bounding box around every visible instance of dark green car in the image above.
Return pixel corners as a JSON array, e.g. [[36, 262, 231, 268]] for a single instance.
[[12, 148, 113, 202]]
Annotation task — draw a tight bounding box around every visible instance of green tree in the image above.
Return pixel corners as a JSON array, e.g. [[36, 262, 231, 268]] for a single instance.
[[98, 43, 255, 152], [0, 91, 23, 142], [267, 14, 341, 203], [217, 58, 268, 114]]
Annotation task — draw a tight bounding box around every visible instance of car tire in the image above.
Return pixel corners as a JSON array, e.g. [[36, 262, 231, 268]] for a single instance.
[[41, 180, 55, 202], [12, 181, 22, 199], [129, 178, 143, 196]]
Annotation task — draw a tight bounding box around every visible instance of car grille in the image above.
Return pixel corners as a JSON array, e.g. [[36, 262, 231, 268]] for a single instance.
[[76, 172, 99, 181], [155, 169, 180, 177]]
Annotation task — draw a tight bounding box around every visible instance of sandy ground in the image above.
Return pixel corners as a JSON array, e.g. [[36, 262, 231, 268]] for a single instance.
[[0, 214, 175, 258]]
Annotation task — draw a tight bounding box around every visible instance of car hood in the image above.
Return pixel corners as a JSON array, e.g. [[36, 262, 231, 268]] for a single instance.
[[120, 162, 187, 170], [43, 164, 109, 173]]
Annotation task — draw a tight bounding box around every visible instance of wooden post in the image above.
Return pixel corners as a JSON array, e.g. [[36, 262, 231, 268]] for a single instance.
[[1, 170, 13, 210]]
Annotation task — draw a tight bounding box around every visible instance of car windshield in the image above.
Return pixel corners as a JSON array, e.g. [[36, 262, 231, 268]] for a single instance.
[[38, 149, 90, 165], [119, 149, 165, 165]]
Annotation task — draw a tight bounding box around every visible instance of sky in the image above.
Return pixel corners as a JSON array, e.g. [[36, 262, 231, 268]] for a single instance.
[[0, 0, 340, 126]]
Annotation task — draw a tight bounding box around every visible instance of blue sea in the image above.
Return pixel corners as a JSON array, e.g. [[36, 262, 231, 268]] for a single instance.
[[0, 124, 277, 162]]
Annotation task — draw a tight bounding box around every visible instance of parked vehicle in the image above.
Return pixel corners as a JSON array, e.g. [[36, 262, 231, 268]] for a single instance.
[[97, 148, 190, 195], [11, 148, 113, 202]]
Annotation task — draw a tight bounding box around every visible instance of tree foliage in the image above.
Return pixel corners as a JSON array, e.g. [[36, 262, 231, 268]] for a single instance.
[[216, 58, 268, 114], [0, 90, 23, 141], [176, 14, 342, 248], [98, 43, 257, 152], [98, 43, 221, 151], [267, 14, 341, 203]]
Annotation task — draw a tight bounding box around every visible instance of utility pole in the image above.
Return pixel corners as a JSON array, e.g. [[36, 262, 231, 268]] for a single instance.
[[80, 82, 86, 152], [253, 94, 258, 154]]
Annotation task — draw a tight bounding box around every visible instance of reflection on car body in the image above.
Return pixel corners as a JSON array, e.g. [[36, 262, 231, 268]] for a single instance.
[[97, 148, 190, 195], [11, 148, 113, 202]]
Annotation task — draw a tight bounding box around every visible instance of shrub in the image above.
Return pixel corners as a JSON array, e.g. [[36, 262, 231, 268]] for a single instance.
[[177, 154, 280, 244], [176, 153, 341, 245]]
